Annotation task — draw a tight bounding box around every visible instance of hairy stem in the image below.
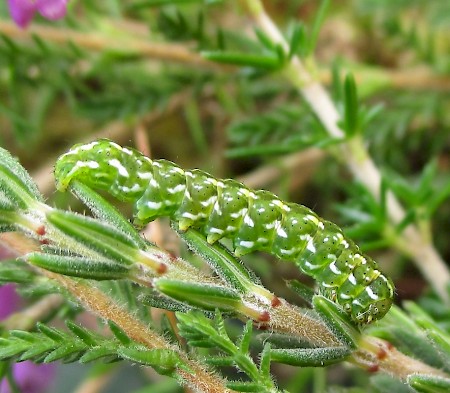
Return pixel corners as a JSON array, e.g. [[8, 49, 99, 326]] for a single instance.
[[49, 274, 232, 392], [0, 233, 234, 393], [351, 336, 448, 380], [3, 231, 447, 380], [240, 0, 450, 302]]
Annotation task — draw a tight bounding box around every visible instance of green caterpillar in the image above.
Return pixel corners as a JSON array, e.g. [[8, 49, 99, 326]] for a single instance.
[[54, 139, 394, 324]]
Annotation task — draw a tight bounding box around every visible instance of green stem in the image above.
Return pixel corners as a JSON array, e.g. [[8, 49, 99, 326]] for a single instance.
[[240, 0, 450, 302]]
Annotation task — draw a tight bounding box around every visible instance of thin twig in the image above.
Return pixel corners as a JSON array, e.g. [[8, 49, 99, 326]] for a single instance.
[[240, 0, 450, 302], [237, 148, 324, 189], [134, 122, 152, 158], [0, 21, 226, 71], [319, 67, 450, 92]]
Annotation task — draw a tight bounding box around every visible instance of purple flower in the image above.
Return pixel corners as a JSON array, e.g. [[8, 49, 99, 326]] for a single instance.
[[8, 0, 69, 29], [0, 362, 56, 393], [0, 283, 57, 392], [0, 284, 20, 320]]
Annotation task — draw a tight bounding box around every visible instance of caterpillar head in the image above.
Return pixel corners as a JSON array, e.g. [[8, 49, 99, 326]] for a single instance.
[[351, 274, 395, 324], [54, 143, 89, 191], [54, 140, 115, 192]]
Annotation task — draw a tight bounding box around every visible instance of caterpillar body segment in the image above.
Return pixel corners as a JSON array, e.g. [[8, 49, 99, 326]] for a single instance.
[[54, 139, 395, 324]]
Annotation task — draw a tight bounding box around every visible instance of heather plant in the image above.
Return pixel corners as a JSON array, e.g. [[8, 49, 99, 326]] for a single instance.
[[0, 1, 449, 392], [7, 0, 69, 28]]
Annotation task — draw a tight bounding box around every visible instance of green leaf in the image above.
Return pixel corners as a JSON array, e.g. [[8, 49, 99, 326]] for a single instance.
[[155, 278, 242, 312], [416, 159, 438, 201], [371, 374, 412, 393], [139, 292, 195, 314], [27, 253, 132, 280], [398, 331, 445, 370], [237, 321, 253, 354], [214, 312, 229, 340], [46, 210, 139, 265], [202, 51, 282, 69], [383, 169, 417, 206], [270, 346, 350, 367], [342, 73, 360, 137], [18, 341, 55, 362], [408, 374, 450, 393], [259, 343, 271, 378], [373, 307, 446, 370], [257, 333, 313, 350], [374, 180, 389, 223], [226, 381, 263, 392], [254, 27, 278, 51], [426, 179, 450, 218], [382, 161, 450, 221], [226, 103, 328, 158], [207, 356, 234, 367], [43, 341, 85, 363], [108, 322, 132, 346], [288, 23, 306, 58], [395, 209, 417, 234], [0, 260, 36, 284], [0, 324, 176, 368], [308, 0, 330, 56], [402, 302, 450, 372], [176, 227, 257, 293], [184, 98, 208, 154], [69, 181, 147, 249], [312, 296, 359, 348], [176, 311, 278, 390], [117, 347, 187, 374], [286, 279, 314, 305], [0, 33, 20, 53], [0, 337, 32, 359], [9, 330, 37, 342], [66, 321, 98, 347], [0, 146, 44, 209], [177, 311, 235, 354], [37, 323, 66, 342], [331, 62, 343, 102], [427, 330, 450, 372], [79, 346, 119, 364]]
